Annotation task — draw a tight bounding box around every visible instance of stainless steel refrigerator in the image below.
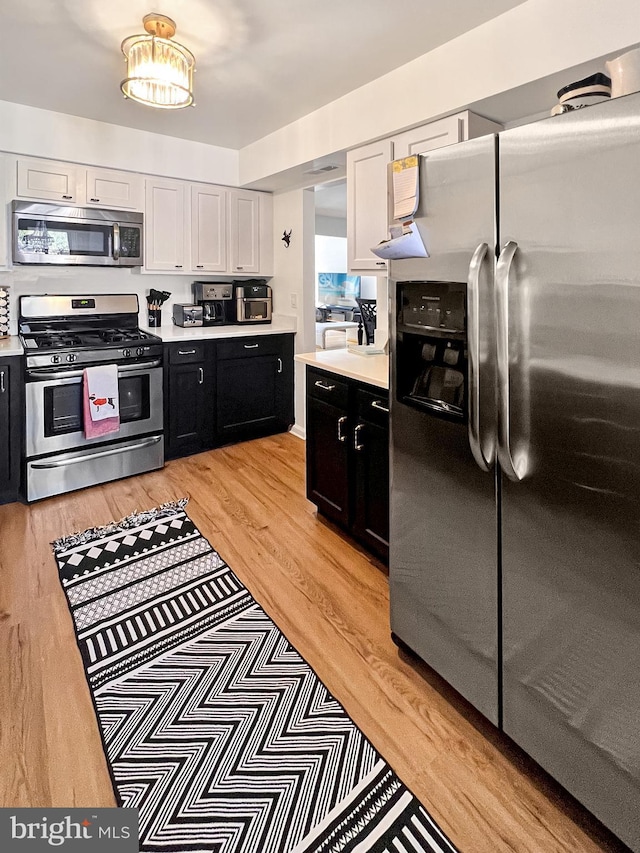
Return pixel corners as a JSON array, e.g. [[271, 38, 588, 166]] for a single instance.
[[389, 92, 640, 852]]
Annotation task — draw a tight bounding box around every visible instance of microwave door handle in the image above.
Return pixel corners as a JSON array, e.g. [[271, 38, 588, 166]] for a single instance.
[[495, 240, 526, 481], [112, 222, 120, 261], [467, 242, 493, 472]]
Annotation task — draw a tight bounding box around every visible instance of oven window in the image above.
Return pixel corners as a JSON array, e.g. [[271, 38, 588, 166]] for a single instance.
[[244, 300, 268, 320], [17, 218, 111, 257], [43, 374, 151, 436]]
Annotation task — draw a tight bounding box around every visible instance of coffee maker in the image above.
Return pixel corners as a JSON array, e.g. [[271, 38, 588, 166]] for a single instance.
[[192, 282, 233, 326]]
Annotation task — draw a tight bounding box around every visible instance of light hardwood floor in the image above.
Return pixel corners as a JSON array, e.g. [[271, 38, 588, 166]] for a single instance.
[[0, 433, 630, 852]]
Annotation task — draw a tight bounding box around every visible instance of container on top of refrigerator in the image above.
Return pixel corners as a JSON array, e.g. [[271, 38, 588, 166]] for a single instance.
[[550, 72, 611, 115]]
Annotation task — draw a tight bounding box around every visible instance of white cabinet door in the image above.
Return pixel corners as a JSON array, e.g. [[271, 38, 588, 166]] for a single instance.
[[85, 167, 143, 209], [347, 139, 393, 273], [190, 183, 227, 273], [229, 189, 260, 274], [392, 111, 502, 158], [392, 115, 465, 159], [17, 157, 79, 203], [145, 179, 187, 272]]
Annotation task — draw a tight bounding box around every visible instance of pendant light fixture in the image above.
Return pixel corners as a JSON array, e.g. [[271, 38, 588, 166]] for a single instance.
[[121, 14, 195, 109]]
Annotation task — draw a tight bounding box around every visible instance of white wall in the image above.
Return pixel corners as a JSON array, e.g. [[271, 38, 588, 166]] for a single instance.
[[0, 100, 239, 187], [0, 265, 198, 337], [239, 0, 640, 185], [270, 188, 316, 437]]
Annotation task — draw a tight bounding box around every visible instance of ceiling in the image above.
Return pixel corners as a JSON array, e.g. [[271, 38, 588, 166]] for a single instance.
[[1, 0, 524, 151]]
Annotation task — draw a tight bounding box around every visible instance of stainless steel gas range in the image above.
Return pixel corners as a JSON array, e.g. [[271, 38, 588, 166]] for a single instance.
[[19, 294, 164, 502]]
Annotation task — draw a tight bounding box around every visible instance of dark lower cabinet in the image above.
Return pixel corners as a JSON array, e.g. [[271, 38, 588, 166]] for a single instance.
[[165, 334, 294, 459], [216, 334, 294, 444], [305, 366, 389, 562], [352, 386, 390, 557], [165, 342, 215, 459], [306, 374, 350, 527], [0, 357, 22, 504]]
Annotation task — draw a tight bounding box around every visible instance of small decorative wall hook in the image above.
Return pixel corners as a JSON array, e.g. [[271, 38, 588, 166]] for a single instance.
[[282, 229, 292, 248]]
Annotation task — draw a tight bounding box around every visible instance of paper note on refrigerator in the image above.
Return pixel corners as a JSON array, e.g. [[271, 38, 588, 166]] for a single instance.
[[392, 156, 419, 220], [371, 221, 428, 260]]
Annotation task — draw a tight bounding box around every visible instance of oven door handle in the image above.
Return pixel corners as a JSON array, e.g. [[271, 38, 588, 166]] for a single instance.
[[30, 436, 162, 469], [27, 359, 162, 381]]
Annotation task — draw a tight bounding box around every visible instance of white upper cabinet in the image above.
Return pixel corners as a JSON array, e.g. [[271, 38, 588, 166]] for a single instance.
[[347, 138, 394, 274], [228, 189, 273, 277], [17, 157, 79, 203], [16, 157, 144, 209], [85, 167, 143, 210], [144, 178, 187, 272], [347, 111, 503, 274], [392, 111, 502, 158], [190, 183, 227, 273]]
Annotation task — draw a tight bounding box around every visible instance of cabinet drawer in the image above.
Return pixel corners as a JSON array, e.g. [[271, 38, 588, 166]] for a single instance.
[[168, 343, 206, 364], [217, 335, 282, 360], [357, 387, 389, 427], [307, 368, 349, 409]]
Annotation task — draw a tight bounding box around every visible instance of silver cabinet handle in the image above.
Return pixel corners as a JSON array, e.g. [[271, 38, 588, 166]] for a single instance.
[[467, 241, 494, 473], [243, 343, 259, 349], [314, 380, 335, 391], [496, 240, 526, 481], [196, 264, 204, 268], [178, 349, 196, 355], [112, 222, 120, 261], [30, 436, 162, 469], [62, 194, 73, 199], [0, 370, 5, 393], [277, 357, 283, 374], [175, 264, 183, 268], [354, 422, 365, 451], [371, 400, 389, 413], [198, 367, 204, 385], [337, 415, 347, 442], [375, 261, 386, 266], [90, 197, 100, 202]]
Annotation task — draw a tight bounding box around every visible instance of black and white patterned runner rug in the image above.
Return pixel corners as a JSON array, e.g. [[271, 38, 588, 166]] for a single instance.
[[52, 500, 460, 853]]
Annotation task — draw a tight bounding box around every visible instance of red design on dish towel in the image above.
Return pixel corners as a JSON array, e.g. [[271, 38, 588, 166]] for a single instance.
[[83, 365, 120, 438]]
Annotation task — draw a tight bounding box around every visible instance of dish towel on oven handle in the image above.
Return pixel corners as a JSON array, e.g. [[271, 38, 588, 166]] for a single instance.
[[83, 364, 120, 438]]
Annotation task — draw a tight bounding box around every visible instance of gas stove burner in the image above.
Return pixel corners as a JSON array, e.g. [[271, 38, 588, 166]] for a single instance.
[[38, 335, 83, 348], [98, 329, 150, 344]]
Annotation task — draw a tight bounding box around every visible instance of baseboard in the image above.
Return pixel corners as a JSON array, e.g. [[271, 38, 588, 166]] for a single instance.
[[290, 424, 306, 440]]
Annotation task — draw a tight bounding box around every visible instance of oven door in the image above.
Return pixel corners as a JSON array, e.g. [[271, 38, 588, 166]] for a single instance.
[[25, 360, 163, 457]]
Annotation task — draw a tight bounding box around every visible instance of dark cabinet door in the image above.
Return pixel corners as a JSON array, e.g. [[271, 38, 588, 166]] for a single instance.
[[353, 419, 390, 561], [167, 362, 208, 456], [306, 395, 350, 528], [216, 335, 294, 443], [352, 389, 389, 560], [0, 358, 21, 504], [217, 354, 279, 440], [0, 362, 11, 490]]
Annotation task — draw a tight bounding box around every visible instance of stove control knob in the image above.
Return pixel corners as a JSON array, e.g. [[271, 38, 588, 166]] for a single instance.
[[66, 353, 77, 363], [123, 348, 131, 358], [51, 355, 61, 364], [136, 347, 144, 356]]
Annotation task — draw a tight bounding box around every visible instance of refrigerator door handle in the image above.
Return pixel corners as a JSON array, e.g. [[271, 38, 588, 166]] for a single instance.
[[467, 241, 494, 472], [496, 240, 526, 481]]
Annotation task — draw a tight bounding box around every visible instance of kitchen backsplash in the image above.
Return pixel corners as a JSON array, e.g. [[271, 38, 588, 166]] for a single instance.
[[0, 267, 281, 334]]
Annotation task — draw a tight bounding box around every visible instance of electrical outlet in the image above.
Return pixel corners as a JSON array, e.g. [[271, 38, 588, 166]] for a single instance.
[[290, 293, 298, 308]]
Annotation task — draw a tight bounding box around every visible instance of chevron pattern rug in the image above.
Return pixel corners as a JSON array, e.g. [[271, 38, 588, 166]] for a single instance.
[[52, 500, 459, 853]]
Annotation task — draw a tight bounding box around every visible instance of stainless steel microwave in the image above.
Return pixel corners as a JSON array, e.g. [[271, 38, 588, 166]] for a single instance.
[[12, 200, 143, 267]]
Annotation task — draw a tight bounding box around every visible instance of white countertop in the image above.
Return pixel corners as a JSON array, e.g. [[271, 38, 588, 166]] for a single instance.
[[0, 336, 23, 356], [295, 349, 389, 390], [143, 316, 297, 342]]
